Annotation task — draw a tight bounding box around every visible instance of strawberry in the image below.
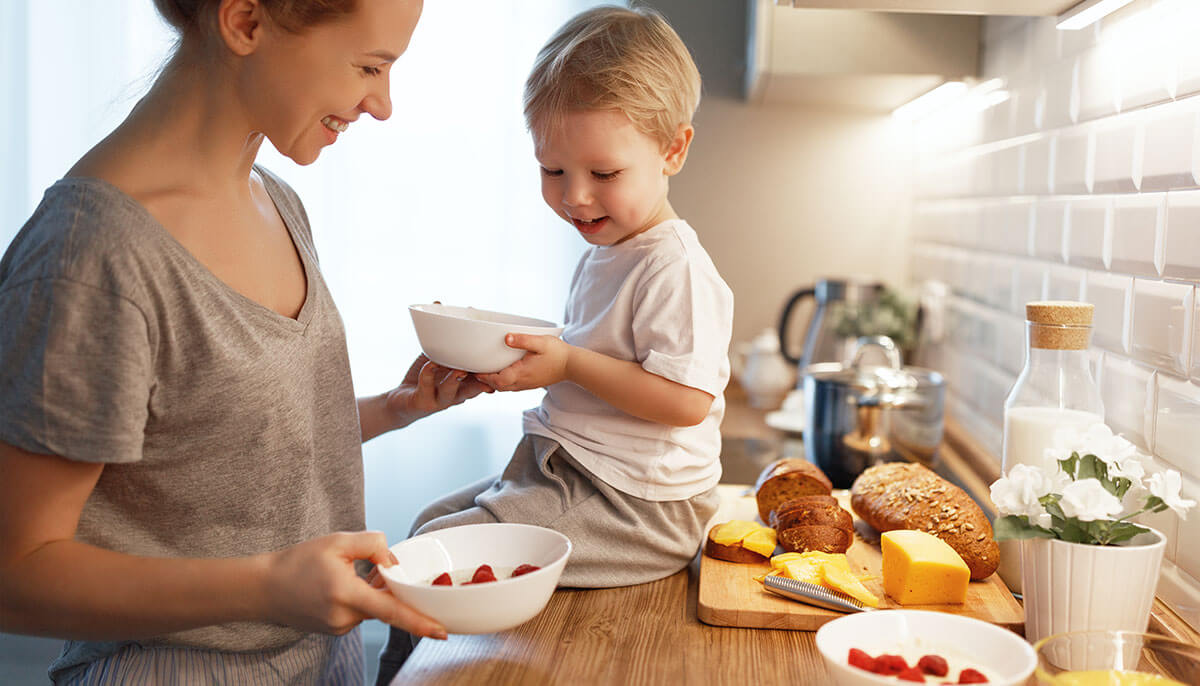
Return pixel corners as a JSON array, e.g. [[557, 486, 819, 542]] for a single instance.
[[847, 648, 877, 673], [874, 654, 909, 675], [897, 666, 926, 682], [432, 572, 452, 586], [471, 564, 497, 584], [917, 654, 949, 677], [958, 668, 989, 683], [512, 564, 541, 577]]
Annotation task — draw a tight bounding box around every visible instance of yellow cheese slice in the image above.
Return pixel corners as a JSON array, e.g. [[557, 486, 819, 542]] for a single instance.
[[819, 562, 880, 607], [710, 519, 760, 545], [741, 527, 778, 557], [881, 529, 969, 605]]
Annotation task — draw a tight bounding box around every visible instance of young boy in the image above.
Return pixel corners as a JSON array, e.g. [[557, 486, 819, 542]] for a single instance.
[[378, 6, 732, 678]]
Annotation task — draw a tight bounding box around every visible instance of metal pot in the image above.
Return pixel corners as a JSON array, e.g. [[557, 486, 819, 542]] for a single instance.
[[802, 336, 945, 489]]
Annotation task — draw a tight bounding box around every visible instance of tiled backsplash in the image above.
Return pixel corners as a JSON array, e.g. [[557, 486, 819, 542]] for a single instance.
[[907, 0, 1200, 629]]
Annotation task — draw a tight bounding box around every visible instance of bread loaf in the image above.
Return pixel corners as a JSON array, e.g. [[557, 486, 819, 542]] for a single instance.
[[767, 494, 839, 528], [772, 502, 853, 532], [703, 538, 769, 563], [850, 462, 999, 580], [754, 458, 833, 524]]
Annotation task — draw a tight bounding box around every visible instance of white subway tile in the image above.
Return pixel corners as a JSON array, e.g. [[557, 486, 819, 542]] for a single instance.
[[1111, 192, 1165, 276], [1033, 199, 1068, 261], [1066, 196, 1112, 270], [1174, 474, 1200, 580], [1055, 129, 1093, 195], [981, 199, 1032, 255], [1140, 101, 1200, 192], [1091, 118, 1141, 193], [1193, 293, 1199, 383], [1155, 376, 1200, 475], [1167, 0, 1200, 98], [997, 313, 1026, 375], [1078, 45, 1121, 122], [1043, 59, 1080, 130], [1012, 260, 1047, 315], [1163, 189, 1200, 281], [1060, 20, 1098, 60], [1131, 279, 1195, 376], [1023, 136, 1053, 196], [1049, 264, 1087, 303], [992, 145, 1022, 196], [971, 152, 994, 197], [1029, 15, 1060, 68], [1102, 354, 1155, 448], [964, 254, 992, 303], [1101, 0, 1172, 110], [1086, 271, 1133, 353], [988, 257, 1016, 311]]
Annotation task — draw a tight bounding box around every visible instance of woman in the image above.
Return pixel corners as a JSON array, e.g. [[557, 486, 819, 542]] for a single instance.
[[0, 0, 483, 682]]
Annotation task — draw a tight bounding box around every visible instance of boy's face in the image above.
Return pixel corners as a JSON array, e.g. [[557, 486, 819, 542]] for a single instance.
[[534, 109, 690, 246]]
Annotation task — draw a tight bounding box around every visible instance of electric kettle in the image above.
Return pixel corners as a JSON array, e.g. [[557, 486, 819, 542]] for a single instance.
[[777, 277, 883, 372]]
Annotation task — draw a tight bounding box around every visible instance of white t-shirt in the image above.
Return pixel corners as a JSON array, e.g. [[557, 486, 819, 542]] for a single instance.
[[523, 218, 734, 501]]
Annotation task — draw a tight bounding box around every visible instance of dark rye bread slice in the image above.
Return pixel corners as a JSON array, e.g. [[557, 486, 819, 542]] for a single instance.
[[703, 537, 769, 564], [754, 458, 833, 524], [773, 503, 853, 532], [778, 525, 852, 554], [768, 494, 840, 528], [850, 462, 1000, 580]]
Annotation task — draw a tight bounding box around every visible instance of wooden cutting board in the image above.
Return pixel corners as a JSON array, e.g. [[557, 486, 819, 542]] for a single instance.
[[697, 485, 1024, 631]]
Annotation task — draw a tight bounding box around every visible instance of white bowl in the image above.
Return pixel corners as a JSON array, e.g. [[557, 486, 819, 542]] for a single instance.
[[409, 304, 564, 373], [815, 610, 1036, 685], [378, 523, 572, 634]]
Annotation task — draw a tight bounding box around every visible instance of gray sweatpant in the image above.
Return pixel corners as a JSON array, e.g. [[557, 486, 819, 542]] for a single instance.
[[375, 434, 719, 684]]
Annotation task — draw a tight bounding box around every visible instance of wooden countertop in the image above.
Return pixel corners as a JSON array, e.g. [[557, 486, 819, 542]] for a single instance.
[[393, 385, 1198, 684]]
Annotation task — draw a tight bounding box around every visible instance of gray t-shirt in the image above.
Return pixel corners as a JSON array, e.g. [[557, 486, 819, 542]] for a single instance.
[[0, 168, 365, 673]]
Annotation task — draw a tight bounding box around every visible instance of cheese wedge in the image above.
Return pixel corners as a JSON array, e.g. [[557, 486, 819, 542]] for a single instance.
[[881, 530, 970, 605]]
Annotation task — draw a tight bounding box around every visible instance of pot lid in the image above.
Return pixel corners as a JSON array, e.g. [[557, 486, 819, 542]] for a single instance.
[[803, 336, 944, 394]]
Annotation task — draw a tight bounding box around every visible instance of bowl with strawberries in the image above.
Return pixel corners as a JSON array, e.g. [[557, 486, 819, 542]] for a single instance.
[[378, 522, 572, 634], [815, 609, 1036, 685]]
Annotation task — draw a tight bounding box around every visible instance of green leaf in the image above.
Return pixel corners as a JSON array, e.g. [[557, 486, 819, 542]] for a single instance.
[[993, 515, 1057, 541], [1102, 522, 1150, 545], [1145, 495, 1164, 510], [1077, 453, 1108, 483], [1058, 455, 1079, 479], [1042, 495, 1065, 521], [1112, 477, 1132, 500], [1054, 516, 1093, 544]]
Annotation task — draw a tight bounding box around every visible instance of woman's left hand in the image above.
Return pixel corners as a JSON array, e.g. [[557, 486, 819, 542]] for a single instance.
[[385, 354, 491, 422]]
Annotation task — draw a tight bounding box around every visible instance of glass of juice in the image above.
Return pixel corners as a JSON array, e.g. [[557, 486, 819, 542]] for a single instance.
[[1034, 630, 1200, 685]]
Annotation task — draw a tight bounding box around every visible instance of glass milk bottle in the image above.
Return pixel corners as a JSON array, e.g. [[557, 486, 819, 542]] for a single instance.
[[998, 301, 1104, 592]]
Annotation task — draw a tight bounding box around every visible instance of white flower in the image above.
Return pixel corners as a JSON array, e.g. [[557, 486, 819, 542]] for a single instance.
[[1059, 479, 1123, 522], [1048, 422, 1139, 466], [1146, 471, 1197, 519], [991, 464, 1063, 528]]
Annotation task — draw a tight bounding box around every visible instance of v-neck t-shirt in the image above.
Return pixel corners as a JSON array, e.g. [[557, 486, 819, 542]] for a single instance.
[[0, 168, 365, 672]]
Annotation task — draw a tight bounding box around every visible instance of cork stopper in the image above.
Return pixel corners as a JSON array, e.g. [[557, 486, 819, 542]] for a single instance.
[[1025, 301, 1093, 350]]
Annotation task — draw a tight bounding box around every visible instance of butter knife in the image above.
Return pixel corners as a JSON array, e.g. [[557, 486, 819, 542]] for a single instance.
[[763, 574, 875, 613]]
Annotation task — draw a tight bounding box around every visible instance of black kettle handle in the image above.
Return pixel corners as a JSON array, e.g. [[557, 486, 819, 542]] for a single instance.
[[777, 287, 816, 366]]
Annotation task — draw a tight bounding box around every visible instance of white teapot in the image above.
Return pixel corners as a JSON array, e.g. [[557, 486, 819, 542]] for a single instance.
[[731, 329, 796, 409]]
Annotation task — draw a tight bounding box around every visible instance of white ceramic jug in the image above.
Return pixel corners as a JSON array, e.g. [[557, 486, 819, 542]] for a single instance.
[[732, 329, 795, 409]]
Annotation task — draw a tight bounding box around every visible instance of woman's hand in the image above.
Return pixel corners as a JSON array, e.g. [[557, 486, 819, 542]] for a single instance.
[[361, 354, 492, 440], [475, 334, 570, 392], [262, 531, 446, 639]]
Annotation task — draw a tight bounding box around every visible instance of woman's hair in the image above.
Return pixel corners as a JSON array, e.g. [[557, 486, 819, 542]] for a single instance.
[[152, 0, 358, 38], [523, 5, 701, 151]]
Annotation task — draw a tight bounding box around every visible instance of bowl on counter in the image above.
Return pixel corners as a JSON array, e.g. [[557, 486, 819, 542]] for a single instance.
[[409, 303, 564, 374], [377, 523, 572, 635], [1033, 630, 1200, 685], [815, 609, 1036, 685]]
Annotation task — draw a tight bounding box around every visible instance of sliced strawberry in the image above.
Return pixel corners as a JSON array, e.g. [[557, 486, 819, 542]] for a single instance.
[[874, 654, 908, 675], [917, 654, 949, 677], [958, 668, 989, 683], [847, 648, 877, 673], [512, 564, 541, 577], [432, 572, 452, 586], [897, 665, 926, 682], [471, 564, 497, 584]]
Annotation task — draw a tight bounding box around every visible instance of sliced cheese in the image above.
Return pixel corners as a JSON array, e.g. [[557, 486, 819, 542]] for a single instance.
[[881, 529, 969, 605], [710, 519, 760, 545], [819, 562, 880, 607], [741, 527, 777, 557]]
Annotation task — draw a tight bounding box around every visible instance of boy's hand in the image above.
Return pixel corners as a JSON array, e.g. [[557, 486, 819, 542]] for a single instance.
[[476, 334, 570, 391]]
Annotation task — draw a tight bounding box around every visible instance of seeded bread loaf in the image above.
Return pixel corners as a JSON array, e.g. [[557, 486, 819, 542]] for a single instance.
[[850, 462, 999, 580], [754, 458, 833, 524]]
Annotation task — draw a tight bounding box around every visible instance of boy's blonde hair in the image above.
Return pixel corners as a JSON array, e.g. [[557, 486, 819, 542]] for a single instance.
[[524, 5, 701, 151]]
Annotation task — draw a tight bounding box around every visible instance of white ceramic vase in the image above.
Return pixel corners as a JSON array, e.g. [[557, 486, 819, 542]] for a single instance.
[[1020, 526, 1166, 644]]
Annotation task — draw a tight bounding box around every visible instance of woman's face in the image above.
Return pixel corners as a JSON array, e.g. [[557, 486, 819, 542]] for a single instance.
[[242, 0, 423, 165]]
